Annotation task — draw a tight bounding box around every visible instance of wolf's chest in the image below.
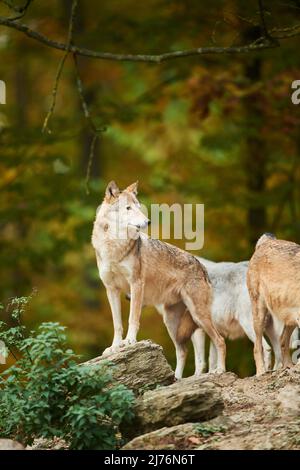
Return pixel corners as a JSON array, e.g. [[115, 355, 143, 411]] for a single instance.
[[99, 259, 132, 290]]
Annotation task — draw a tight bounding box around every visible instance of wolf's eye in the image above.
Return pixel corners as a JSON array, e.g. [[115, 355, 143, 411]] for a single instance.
[[126, 206, 131, 210]]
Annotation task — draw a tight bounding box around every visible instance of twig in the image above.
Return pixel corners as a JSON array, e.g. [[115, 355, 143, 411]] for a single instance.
[[42, 0, 78, 134], [73, 53, 97, 133], [73, 53, 106, 194], [257, 0, 279, 44], [1, 0, 33, 21], [1, 0, 22, 12], [85, 133, 98, 195], [269, 23, 300, 38], [258, 0, 269, 38]]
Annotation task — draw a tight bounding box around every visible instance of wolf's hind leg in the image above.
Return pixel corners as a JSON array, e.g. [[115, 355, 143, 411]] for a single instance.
[[208, 341, 218, 372], [265, 316, 282, 370], [251, 297, 268, 375], [191, 328, 207, 374], [182, 281, 226, 373], [239, 315, 272, 370], [280, 325, 294, 368], [163, 303, 190, 379]]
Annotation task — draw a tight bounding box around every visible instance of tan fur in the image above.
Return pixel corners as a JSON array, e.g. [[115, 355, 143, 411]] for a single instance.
[[247, 233, 300, 375], [176, 307, 197, 344], [92, 181, 226, 376]]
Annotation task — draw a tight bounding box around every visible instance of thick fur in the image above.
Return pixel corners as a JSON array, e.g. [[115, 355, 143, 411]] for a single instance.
[[176, 259, 273, 372], [162, 257, 298, 376], [92, 181, 226, 376], [161, 259, 272, 375], [248, 233, 300, 375]]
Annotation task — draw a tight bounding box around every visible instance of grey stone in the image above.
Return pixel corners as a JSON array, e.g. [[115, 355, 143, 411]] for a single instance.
[[84, 340, 175, 393], [125, 376, 223, 437]]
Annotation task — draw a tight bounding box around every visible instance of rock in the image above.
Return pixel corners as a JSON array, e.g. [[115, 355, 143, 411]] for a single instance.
[[84, 340, 174, 393], [28, 437, 68, 450], [123, 416, 231, 450], [277, 384, 300, 417], [0, 439, 24, 450], [123, 423, 198, 450], [124, 376, 223, 437]]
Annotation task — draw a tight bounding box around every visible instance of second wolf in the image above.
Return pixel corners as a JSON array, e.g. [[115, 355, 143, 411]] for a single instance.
[[160, 257, 298, 377], [248, 233, 300, 375]]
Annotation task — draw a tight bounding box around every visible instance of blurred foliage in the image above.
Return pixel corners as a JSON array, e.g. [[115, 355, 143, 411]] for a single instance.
[[0, 0, 300, 377]]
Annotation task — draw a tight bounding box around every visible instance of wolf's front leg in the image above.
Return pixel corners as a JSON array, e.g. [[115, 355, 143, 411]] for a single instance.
[[124, 281, 144, 345], [102, 287, 123, 355]]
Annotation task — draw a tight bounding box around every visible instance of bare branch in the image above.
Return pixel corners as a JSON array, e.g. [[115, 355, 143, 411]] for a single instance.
[[1, 3, 300, 63], [85, 133, 98, 195], [0, 15, 281, 63], [73, 54, 96, 133], [270, 23, 300, 38], [73, 53, 106, 194], [42, 0, 78, 134], [257, 0, 279, 45], [258, 0, 269, 38], [1, 0, 33, 21]]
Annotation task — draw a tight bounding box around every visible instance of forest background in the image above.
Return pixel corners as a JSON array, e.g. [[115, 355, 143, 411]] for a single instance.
[[1, 0, 300, 376]]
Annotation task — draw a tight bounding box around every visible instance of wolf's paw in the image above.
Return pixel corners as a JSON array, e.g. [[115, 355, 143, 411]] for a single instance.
[[121, 337, 137, 347], [102, 344, 121, 356], [256, 368, 267, 377], [194, 363, 207, 376], [283, 361, 294, 369], [209, 367, 226, 374], [273, 361, 283, 371], [193, 371, 206, 377], [264, 352, 272, 371]]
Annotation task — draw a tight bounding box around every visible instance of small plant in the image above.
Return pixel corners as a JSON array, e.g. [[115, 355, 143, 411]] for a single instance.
[[194, 423, 227, 438], [0, 296, 135, 450], [0, 294, 33, 356]]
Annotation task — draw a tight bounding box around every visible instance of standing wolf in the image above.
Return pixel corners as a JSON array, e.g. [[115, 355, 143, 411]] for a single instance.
[[160, 257, 299, 377], [92, 181, 226, 373], [158, 259, 275, 377], [248, 233, 300, 375]]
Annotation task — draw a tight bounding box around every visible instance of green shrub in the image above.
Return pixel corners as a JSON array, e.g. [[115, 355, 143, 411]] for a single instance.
[[0, 297, 135, 449]]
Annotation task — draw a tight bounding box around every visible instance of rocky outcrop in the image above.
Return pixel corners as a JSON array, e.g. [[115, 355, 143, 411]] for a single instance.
[[84, 340, 174, 393], [0, 439, 24, 450], [85, 342, 224, 442], [123, 416, 231, 450], [127, 376, 223, 437], [121, 351, 300, 450], [14, 340, 300, 451]]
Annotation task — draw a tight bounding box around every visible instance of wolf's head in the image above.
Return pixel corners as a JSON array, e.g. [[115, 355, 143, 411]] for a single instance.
[[96, 181, 150, 239]]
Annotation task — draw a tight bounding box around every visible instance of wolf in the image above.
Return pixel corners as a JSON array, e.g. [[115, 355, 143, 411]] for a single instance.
[[247, 233, 300, 375], [158, 258, 280, 377], [91, 181, 226, 373], [160, 256, 300, 377], [190, 259, 276, 372]]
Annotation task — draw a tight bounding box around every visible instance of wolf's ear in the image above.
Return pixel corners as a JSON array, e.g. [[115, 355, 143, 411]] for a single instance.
[[125, 181, 138, 195], [105, 181, 120, 201]]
